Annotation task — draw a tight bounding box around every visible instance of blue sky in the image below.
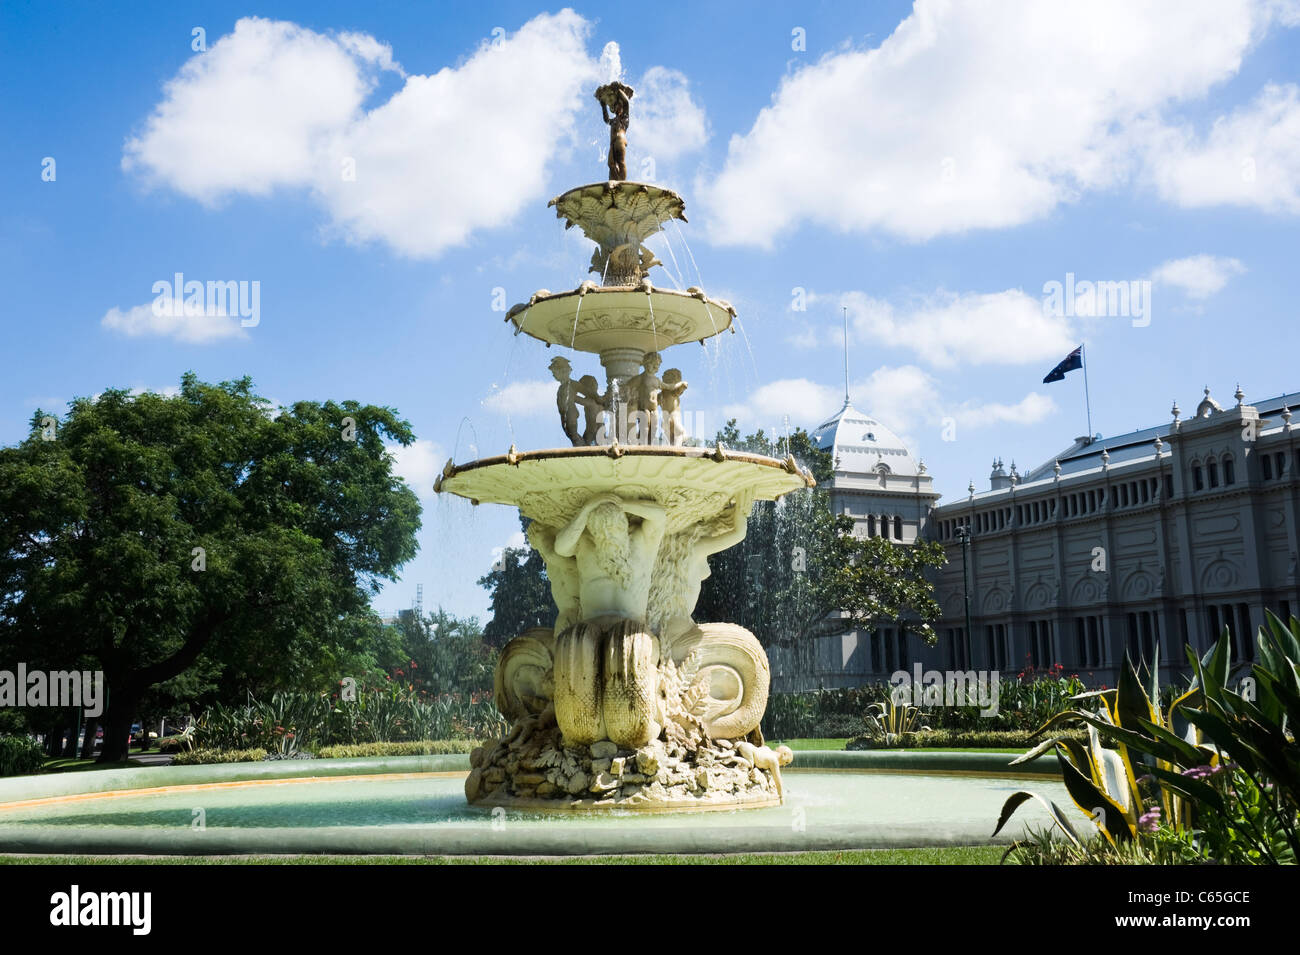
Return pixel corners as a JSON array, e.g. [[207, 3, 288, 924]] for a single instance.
[[3, 1, 1299, 621]]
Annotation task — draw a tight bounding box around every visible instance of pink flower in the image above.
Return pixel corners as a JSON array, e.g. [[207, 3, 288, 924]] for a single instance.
[[1137, 806, 1161, 833]]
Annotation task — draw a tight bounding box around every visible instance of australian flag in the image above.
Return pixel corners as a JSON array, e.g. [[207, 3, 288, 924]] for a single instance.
[[1043, 345, 1083, 383]]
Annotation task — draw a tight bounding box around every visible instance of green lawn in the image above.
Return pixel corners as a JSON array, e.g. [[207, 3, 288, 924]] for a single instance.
[[768, 739, 1029, 755], [0, 846, 1004, 865]]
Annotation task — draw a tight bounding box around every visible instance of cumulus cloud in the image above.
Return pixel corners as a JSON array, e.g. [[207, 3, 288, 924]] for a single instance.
[[699, 0, 1299, 244], [723, 365, 1048, 444], [1150, 254, 1247, 298], [630, 66, 709, 164], [123, 18, 390, 203], [483, 379, 556, 417], [101, 297, 248, 344], [947, 392, 1057, 429], [1146, 84, 1300, 212], [387, 438, 444, 499], [125, 14, 595, 258], [839, 289, 1076, 368]]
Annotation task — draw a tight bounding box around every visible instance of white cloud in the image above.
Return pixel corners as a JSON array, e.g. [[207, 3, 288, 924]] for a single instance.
[[948, 392, 1057, 429], [1150, 254, 1247, 298], [727, 365, 1054, 447], [123, 18, 386, 203], [629, 66, 709, 165], [388, 438, 444, 499], [483, 379, 556, 417], [124, 13, 601, 258], [101, 297, 247, 344], [699, 0, 1299, 244], [1146, 84, 1300, 212], [840, 289, 1076, 368]]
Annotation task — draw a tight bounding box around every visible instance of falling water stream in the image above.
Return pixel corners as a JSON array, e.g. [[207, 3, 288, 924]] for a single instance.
[[570, 294, 585, 350]]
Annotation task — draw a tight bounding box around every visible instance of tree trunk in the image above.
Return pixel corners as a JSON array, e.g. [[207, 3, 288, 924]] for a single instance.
[[79, 718, 97, 759], [98, 697, 135, 763]]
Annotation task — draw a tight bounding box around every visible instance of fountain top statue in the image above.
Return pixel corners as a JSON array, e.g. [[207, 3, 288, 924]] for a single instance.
[[595, 81, 633, 181]]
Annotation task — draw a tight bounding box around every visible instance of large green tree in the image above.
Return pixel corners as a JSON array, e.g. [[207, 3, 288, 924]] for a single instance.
[[0, 374, 421, 760]]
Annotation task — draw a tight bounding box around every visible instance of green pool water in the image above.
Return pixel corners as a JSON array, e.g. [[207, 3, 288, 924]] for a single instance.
[[0, 771, 1079, 855]]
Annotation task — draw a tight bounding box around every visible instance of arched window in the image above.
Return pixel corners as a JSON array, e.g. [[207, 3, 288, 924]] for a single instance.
[[1223, 455, 1235, 485], [894, 516, 903, 539], [1207, 458, 1219, 488], [1192, 463, 1204, 491], [867, 514, 876, 537]]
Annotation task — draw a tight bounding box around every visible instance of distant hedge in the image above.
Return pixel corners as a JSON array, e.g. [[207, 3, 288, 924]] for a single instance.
[[315, 739, 479, 759], [170, 747, 268, 765], [847, 728, 1089, 750]]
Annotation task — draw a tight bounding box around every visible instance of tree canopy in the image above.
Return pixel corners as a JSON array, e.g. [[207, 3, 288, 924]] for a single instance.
[[0, 373, 422, 759]]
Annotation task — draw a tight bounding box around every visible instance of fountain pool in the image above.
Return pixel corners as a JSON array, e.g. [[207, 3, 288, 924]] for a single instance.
[[0, 753, 1076, 856]]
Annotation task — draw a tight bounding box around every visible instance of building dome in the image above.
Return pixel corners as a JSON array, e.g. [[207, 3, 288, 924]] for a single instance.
[[811, 399, 923, 478]]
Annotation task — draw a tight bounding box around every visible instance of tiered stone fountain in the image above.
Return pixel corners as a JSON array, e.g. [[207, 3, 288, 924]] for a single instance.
[[436, 82, 814, 811]]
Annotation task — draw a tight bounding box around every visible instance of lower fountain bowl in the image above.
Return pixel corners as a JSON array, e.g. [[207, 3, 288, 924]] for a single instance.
[[437, 445, 813, 531]]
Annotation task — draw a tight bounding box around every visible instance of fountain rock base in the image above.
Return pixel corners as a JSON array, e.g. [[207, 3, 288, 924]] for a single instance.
[[465, 710, 787, 812], [470, 616, 792, 811]]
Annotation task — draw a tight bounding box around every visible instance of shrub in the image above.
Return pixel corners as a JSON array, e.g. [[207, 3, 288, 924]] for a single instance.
[[171, 747, 268, 765], [809, 714, 868, 738], [0, 736, 45, 777], [847, 728, 1088, 750], [315, 739, 480, 759], [191, 687, 509, 753]]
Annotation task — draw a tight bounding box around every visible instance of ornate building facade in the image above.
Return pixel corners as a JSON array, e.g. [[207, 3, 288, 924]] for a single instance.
[[772, 386, 1300, 690]]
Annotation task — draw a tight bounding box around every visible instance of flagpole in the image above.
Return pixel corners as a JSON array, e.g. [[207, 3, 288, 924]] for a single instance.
[[842, 306, 850, 404], [1082, 342, 1094, 442]]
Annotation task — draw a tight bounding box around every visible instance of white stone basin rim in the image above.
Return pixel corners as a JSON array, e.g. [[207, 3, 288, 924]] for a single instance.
[[435, 445, 814, 531], [506, 286, 736, 355]]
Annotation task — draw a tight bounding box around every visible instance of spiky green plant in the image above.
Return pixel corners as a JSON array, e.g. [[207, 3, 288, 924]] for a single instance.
[[995, 612, 1300, 864]]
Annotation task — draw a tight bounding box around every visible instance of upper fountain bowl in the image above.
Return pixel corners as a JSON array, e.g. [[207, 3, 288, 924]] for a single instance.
[[506, 284, 735, 354], [549, 181, 686, 251]]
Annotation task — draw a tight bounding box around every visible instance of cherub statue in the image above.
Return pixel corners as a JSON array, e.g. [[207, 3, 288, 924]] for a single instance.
[[576, 374, 604, 445], [659, 368, 688, 446], [735, 741, 795, 799], [625, 351, 663, 444], [596, 82, 633, 181], [549, 356, 582, 446]]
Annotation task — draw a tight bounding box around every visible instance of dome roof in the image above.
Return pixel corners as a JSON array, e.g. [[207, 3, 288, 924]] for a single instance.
[[811, 399, 922, 477]]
